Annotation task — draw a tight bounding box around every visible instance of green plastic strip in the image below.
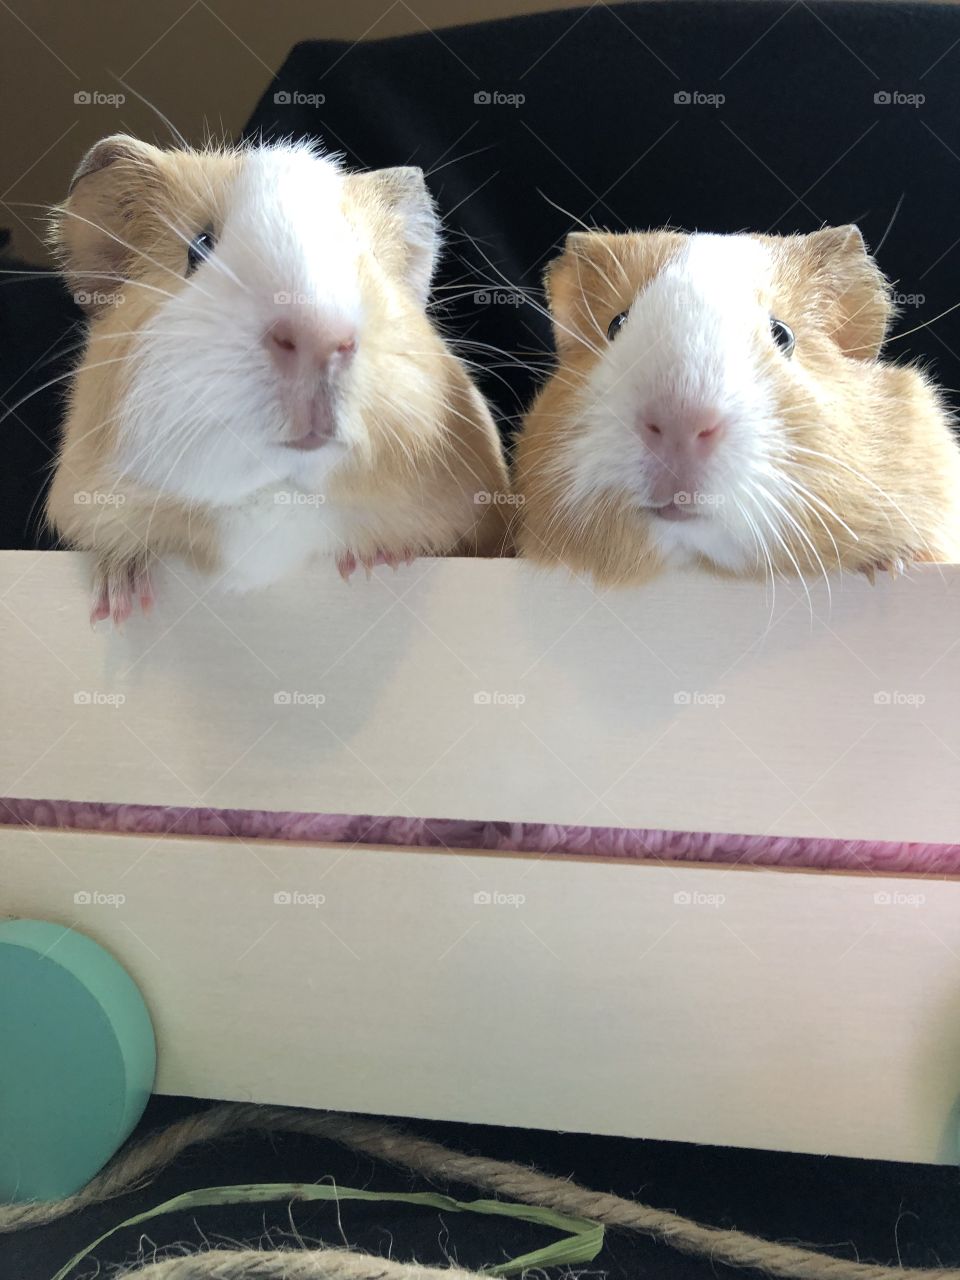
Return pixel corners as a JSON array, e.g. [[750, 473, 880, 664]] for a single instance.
[[52, 1180, 604, 1280]]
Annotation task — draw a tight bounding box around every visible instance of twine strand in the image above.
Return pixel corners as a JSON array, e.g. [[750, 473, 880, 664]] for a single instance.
[[2, 1102, 956, 1280]]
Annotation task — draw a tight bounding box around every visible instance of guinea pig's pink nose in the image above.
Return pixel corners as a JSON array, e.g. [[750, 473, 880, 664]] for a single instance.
[[265, 317, 358, 373], [639, 411, 725, 459]]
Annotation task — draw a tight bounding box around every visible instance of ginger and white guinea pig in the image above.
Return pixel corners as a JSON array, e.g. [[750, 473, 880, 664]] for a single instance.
[[514, 227, 960, 587], [46, 135, 511, 623]]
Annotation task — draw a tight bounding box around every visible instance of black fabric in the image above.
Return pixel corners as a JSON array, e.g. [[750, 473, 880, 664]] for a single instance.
[[0, 247, 82, 550], [4, 1095, 960, 1279], [245, 1, 960, 441]]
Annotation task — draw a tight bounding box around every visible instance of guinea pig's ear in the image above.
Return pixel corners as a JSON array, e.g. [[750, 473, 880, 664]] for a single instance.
[[807, 224, 893, 360], [51, 134, 165, 313], [542, 233, 600, 353], [351, 166, 439, 306]]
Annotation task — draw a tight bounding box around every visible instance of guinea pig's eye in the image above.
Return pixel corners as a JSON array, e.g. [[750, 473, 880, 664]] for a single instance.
[[770, 317, 795, 357], [186, 227, 216, 276], [607, 310, 629, 342]]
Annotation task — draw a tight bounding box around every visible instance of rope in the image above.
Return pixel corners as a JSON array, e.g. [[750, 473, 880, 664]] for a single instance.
[[2, 1102, 955, 1280], [113, 1245, 486, 1279]]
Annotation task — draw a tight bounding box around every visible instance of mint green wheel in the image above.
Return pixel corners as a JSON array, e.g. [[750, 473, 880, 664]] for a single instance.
[[0, 919, 156, 1202]]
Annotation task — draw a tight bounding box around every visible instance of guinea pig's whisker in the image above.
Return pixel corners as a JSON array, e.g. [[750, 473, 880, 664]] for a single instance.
[[742, 481, 814, 614], [751, 477, 831, 602], [571, 261, 609, 348], [730, 492, 769, 582], [427, 144, 497, 182], [462, 237, 605, 359], [873, 296, 960, 350], [536, 191, 633, 291], [34, 203, 215, 301], [573, 252, 627, 324], [786, 444, 935, 555], [776, 472, 859, 544], [733, 494, 778, 624], [111, 75, 190, 150], [0, 356, 136, 427], [775, 477, 846, 577]]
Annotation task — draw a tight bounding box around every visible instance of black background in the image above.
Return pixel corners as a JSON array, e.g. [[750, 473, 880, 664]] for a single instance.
[[246, 0, 960, 433]]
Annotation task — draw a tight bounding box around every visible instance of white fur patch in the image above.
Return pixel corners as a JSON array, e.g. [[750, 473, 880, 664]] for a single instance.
[[117, 143, 363, 509]]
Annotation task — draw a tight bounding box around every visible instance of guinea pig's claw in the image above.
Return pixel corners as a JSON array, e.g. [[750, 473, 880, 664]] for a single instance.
[[90, 587, 111, 627], [90, 565, 154, 628], [337, 549, 417, 581], [861, 558, 905, 585], [336, 552, 358, 582]]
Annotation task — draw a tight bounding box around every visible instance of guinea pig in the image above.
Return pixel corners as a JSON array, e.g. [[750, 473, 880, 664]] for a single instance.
[[514, 226, 960, 588], [46, 135, 511, 623]]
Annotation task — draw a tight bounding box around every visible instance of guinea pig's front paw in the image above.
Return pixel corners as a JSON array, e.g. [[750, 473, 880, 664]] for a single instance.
[[336, 548, 417, 581], [90, 559, 154, 627]]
